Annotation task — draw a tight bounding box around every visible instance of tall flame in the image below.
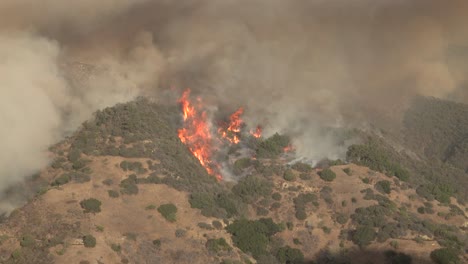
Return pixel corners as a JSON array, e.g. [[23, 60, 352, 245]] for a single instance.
[[177, 89, 222, 180], [250, 126, 262, 138], [219, 107, 244, 144]]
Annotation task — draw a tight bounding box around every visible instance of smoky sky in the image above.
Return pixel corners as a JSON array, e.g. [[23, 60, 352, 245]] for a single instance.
[[1, 0, 468, 199]]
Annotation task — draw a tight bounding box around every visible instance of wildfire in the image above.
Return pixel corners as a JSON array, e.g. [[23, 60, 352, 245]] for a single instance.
[[177, 89, 222, 180], [283, 145, 295, 153], [219, 107, 244, 144], [250, 126, 262, 138]]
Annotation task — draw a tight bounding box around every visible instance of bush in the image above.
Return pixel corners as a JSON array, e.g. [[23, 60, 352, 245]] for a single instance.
[[336, 213, 348, 225], [343, 168, 352, 176], [272, 192, 282, 201], [111, 244, 121, 252], [226, 218, 282, 259], [319, 169, 336, 182], [276, 246, 304, 264], [283, 169, 296, 181], [291, 162, 312, 173], [430, 248, 460, 264], [232, 175, 273, 203], [352, 225, 376, 247], [256, 133, 291, 158], [206, 238, 232, 253], [120, 175, 139, 195], [299, 173, 312, 180], [212, 220, 223, 229], [175, 229, 186, 238], [80, 198, 101, 213], [233, 158, 252, 175], [83, 235, 96, 248], [158, 203, 178, 222], [108, 190, 119, 198], [376, 180, 391, 194], [52, 174, 71, 186], [20, 235, 36, 248]]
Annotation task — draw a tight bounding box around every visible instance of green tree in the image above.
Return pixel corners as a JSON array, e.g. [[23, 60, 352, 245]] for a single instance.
[[430, 248, 460, 264], [276, 246, 304, 264], [319, 169, 336, 182], [80, 198, 101, 213], [83, 235, 96, 248], [352, 225, 376, 247], [158, 203, 178, 222]]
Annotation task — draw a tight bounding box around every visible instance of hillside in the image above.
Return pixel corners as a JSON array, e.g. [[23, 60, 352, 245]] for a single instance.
[[0, 99, 466, 264]]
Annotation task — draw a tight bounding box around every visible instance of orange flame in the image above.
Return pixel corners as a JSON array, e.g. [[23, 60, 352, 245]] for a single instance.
[[250, 126, 262, 138], [177, 89, 222, 180], [219, 107, 244, 144], [283, 145, 294, 153]]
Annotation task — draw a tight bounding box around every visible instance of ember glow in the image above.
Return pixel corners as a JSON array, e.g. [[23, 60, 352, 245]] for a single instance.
[[177, 89, 222, 180]]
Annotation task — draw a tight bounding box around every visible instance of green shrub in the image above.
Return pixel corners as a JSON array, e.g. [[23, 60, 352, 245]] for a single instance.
[[336, 213, 348, 225], [20, 235, 36, 248], [343, 168, 352, 176], [80, 198, 101, 213], [376, 180, 391, 194], [120, 175, 139, 195], [83, 235, 96, 248], [232, 175, 273, 203], [233, 158, 252, 175], [362, 178, 370, 184], [52, 174, 71, 186], [352, 225, 376, 247], [291, 162, 312, 173], [226, 218, 282, 259], [108, 190, 119, 198], [319, 169, 336, 182], [283, 169, 296, 181], [111, 244, 121, 252], [212, 220, 223, 229], [256, 133, 291, 158], [276, 246, 304, 264], [299, 173, 312, 180], [430, 248, 460, 264], [272, 192, 282, 201], [158, 203, 177, 222], [206, 238, 232, 253]]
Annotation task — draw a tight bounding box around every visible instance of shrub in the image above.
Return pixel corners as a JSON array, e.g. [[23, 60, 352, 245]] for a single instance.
[[256, 207, 269, 216], [175, 229, 186, 238], [256, 133, 291, 158], [319, 169, 336, 182], [83, 235, 96, 248], [120, 175, 139, 195], [233, 158, 252, 175], [352, 225, 376, 247], [212, 220, 223, 229], [226, 218, 282, 258], [206, 238, 232, 253], [291, 162, 312, 173], [52, 174, 71, 186], [111, 244, 121, 252], [376, 180, 391, 194], [283, 169, 296, 181], [276, 246, 304, 264], [299, 173, 312, 180], [158, 203, 177, 222], [295, 210, 307, 220], [272, 192, 282, 201], [336, 213, 348, 225], [108, 190, 119, 198], [362, 178, 370, 184], [232, 175, 273, 203], [343, 168, 352, 176], [20, 235, 36, 248], [80, 198, 101, 213], [152, 239, 161, 248], [430, 248, 460, 264]]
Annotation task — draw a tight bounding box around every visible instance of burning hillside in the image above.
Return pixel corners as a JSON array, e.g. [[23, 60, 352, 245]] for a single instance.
[[177, 89, 286, 180]]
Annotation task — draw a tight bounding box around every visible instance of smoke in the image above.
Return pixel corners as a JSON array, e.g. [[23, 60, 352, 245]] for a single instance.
[[1, 0, 468, 196]]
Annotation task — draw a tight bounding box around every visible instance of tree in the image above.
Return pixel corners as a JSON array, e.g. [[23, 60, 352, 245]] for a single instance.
[[430, 248, 460, 264], [83, 235, 96, 248], [319, 169, 336, 182], [376, 180, 391, 194], [80, 198, 101, 213], [352, 225, 376, 247], [158, 203, 178, 222], [276, 246, 304, 264]]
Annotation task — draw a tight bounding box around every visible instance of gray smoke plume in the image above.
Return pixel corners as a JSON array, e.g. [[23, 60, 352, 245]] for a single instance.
[[1, 0, 468, 198]]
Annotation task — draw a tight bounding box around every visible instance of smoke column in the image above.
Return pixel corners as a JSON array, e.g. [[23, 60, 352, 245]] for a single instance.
[[1, 0, 468, 201]]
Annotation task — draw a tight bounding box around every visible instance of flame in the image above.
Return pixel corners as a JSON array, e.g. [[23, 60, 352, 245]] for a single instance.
[[219, 107, 244, 144], [250, 126, 262, 138], [283, 145, 294, 153], [177, 89, 222, 180]]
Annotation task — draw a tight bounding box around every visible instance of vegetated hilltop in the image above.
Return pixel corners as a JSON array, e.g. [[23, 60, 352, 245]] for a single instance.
[[0, 98, 466, 264]]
